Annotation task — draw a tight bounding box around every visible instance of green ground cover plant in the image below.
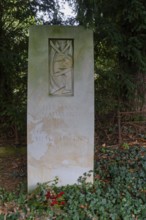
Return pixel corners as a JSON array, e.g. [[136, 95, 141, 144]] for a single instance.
[[0, 145, 146, 220]]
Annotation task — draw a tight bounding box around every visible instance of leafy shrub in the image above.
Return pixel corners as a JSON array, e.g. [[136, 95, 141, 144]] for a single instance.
[[0, 145, 146, 219]]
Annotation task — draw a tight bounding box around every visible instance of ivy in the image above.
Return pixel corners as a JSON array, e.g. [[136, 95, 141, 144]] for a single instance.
[[0, 145, 145, 219]]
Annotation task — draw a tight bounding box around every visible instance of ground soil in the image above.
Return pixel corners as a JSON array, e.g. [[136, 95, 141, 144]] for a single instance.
[[0, 150, 27, 192]]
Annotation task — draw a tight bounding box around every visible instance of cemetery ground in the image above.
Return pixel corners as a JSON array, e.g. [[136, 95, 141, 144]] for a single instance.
[[0, 140, 146, 219]]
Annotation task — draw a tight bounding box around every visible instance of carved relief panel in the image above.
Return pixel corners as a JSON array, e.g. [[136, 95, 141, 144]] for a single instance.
[[49, 39, 74, 96]]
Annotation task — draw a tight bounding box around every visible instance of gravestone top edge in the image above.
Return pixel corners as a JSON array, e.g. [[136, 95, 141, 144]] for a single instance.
[[29, 25, 93, 33]]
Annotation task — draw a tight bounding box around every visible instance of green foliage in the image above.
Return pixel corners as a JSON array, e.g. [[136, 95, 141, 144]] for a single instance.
[[0, 0, 64, 137], [0, 0, 35, 134], [72, 0, 146, 112], [0, 146, 146, 219]]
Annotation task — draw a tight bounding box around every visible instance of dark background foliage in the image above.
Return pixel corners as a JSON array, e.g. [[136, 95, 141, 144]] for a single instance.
[[1, 0, 146, 145]]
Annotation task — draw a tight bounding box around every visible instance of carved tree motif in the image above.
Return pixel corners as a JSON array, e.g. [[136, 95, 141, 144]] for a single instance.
[[49, 39, 73, 96]]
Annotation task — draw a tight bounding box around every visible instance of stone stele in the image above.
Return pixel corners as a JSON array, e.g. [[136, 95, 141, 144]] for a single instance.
[[27, 26, 94, 190]]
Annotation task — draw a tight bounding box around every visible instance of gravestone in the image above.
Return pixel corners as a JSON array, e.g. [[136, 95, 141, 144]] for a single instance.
[[27, 26, 94, 190]]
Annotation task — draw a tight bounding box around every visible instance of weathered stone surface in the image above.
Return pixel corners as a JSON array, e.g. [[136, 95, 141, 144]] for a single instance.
[[27, 26, 94, 190]]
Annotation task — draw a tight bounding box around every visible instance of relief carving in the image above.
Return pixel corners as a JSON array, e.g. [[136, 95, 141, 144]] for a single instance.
[[49, 39, 73, 96]]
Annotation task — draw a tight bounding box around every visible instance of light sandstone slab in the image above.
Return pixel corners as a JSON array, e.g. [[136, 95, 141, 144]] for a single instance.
[[27, 26, 94, 190]]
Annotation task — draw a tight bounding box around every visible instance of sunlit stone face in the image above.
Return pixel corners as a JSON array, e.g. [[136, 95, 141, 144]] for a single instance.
[[27, 26, 94, 190]]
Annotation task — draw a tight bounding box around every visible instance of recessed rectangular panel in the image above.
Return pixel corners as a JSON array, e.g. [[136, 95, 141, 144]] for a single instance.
[[49, 39, 74, 96]]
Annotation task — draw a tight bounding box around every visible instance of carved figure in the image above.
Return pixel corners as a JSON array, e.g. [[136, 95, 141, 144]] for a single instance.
[[49, 39, 73, 95]]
